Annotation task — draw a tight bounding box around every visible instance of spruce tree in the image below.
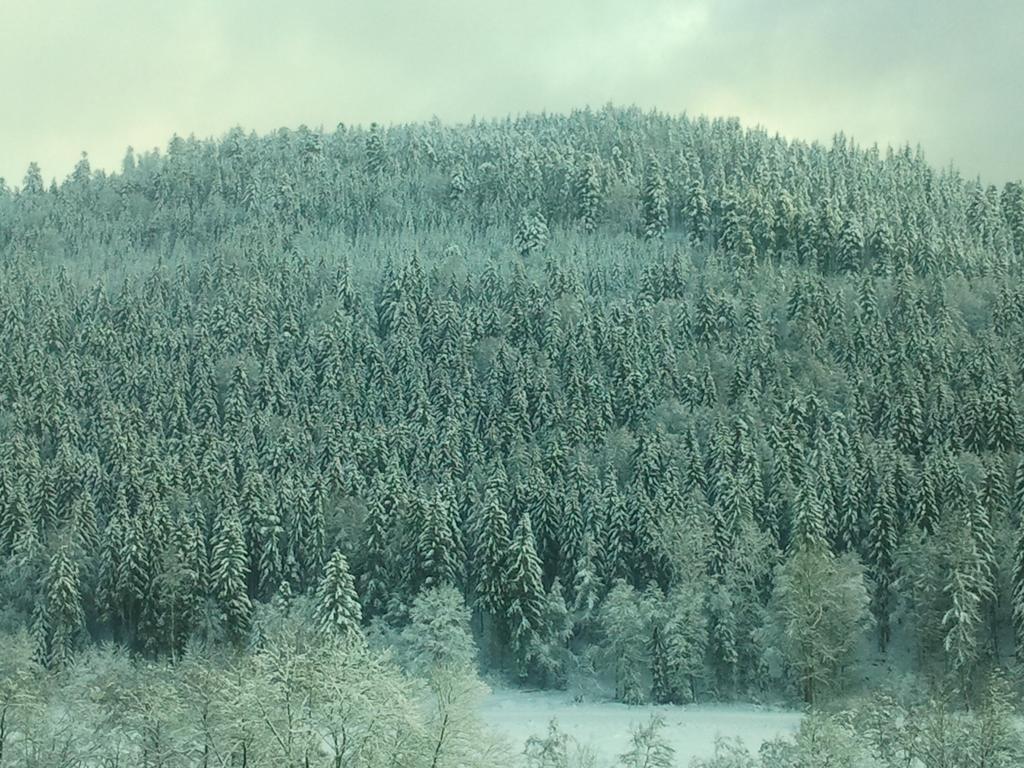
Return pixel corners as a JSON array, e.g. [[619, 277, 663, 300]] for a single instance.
[[365, 122, 386, 175], [943, 529, 990, 700], [571, 531, 602, 631], [505, 513, 546, 677], [210, 501, 252, 641], [1012, 520, 1024, 660], [314, 550, 363, 639], [415, 489, 459, 592], [641, 156, 668, 241], [649, 624, 676, 704], [514, 210, 550, 257], [573, 158, 601, 233], [38, 543, 84, 669], [474, 470, 511, 621], [359, 491, 393, 618], [790, 475, 827, 553], [868, 473, 900, 652]]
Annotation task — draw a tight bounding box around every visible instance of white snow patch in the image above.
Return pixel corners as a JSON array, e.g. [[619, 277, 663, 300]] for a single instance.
[[479, 687, 802, 765]]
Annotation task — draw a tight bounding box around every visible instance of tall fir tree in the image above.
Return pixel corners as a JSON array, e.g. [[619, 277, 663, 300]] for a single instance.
[[210, 500, 252, 641], [37, 543, 85, 669], [505, 513, 546, 677], [314, 550, 363, 639], [868, 472, 900, 652]]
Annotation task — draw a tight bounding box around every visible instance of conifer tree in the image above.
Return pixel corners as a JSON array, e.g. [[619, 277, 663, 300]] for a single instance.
[[573, 158, 601, 233], [649, 624, 676, 705], [1013, 456, 1024, 528], [662, 584, 709, 703], [559, 489, 586, 593], [514, 210, 550, 257], [533, 577, 574, 686], [474, 469, 511, 621], [359, 491, 393, 618], [292, 472, 327, 591], [314, 550, 363, 639], [415, 489, 459, 592], [790, 475, 827, 554], [571, 531, 602, 630], [365, 123, 386, 175], [868, 473, 900, 652], [38, 543, 84, 669], [943, 528, 990, 699], [505, 513, 546, 677], [210, 502, 252, 641], [707, 582, 739, 695], [837, 217, 864, 273], [641, 157, 668, 241], [1012, 520, 1024, 660], [684, 175, 711, 247]]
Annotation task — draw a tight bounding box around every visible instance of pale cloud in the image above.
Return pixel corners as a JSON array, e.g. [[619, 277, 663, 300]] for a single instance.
[[1, 0, 1019, 187]]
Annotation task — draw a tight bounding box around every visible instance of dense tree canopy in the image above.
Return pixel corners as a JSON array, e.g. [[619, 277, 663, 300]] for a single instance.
[[0, 106, 1023, 711]]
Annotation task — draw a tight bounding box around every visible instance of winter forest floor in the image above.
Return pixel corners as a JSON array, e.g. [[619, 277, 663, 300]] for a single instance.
[[479, 687, 802, 765]]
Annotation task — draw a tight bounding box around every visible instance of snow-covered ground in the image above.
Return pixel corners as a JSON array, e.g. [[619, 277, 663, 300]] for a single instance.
[[479, 687, 802, 766]]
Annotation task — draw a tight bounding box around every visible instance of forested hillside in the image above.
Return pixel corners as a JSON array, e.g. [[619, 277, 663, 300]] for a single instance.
[[2, 107, 1024, 747]]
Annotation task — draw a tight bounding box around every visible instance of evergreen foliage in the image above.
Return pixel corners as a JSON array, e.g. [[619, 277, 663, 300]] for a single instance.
[[0, 107, 1022, 709]]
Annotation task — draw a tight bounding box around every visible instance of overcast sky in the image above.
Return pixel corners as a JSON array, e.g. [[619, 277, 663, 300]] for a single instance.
[[2, 0, 1020, 188]]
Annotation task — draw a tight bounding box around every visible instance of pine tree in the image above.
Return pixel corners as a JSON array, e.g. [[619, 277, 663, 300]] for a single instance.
[[915, 455, 942, 535], [1013, 455, 1024, 528], [649, 624, 676, 704], [641, 157, 668, 241], [505, 513, 546, 677], [629, 488, 667, 588], [115, 499, 149, 645], [514, 210, 550, 257], [314, 550, 363, 639], [708, 582, 739, 695], [359, 491, 393, 618], [170, 507, 207, 650], [253, 493, 284, 600], [474, 470, 511, 620], [598, 479, 630, 588], [571, 531, 602, 631], [662, 584, 708, 703], [709, 471, 747, 577], [837, 217, 864, 273], [292, 472, 327, 591], [966, 486, 998, 614], [559, 489, 586, 593], [210, 502, 252, 641], [684, 175, 711, 247], [868, 473, 900, 652], [721, 191, 756, 273], [1012, 519, 1024, 660], [988, 374, 1022, 452], [790, 475, 827, 553], [943, 529, 990, 700], [573, 158, 601, 233], [365, 123, 386, 175], [533, 578, 574, 687], [38, 543, 85, 669], [415, 489, 459, 592]]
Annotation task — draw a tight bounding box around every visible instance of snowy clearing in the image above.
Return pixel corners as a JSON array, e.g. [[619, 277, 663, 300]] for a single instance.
[[480, 687, 802, 765]]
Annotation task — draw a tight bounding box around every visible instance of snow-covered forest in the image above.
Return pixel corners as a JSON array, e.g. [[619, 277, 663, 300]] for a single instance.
[[2, 106, 1024, 765]]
